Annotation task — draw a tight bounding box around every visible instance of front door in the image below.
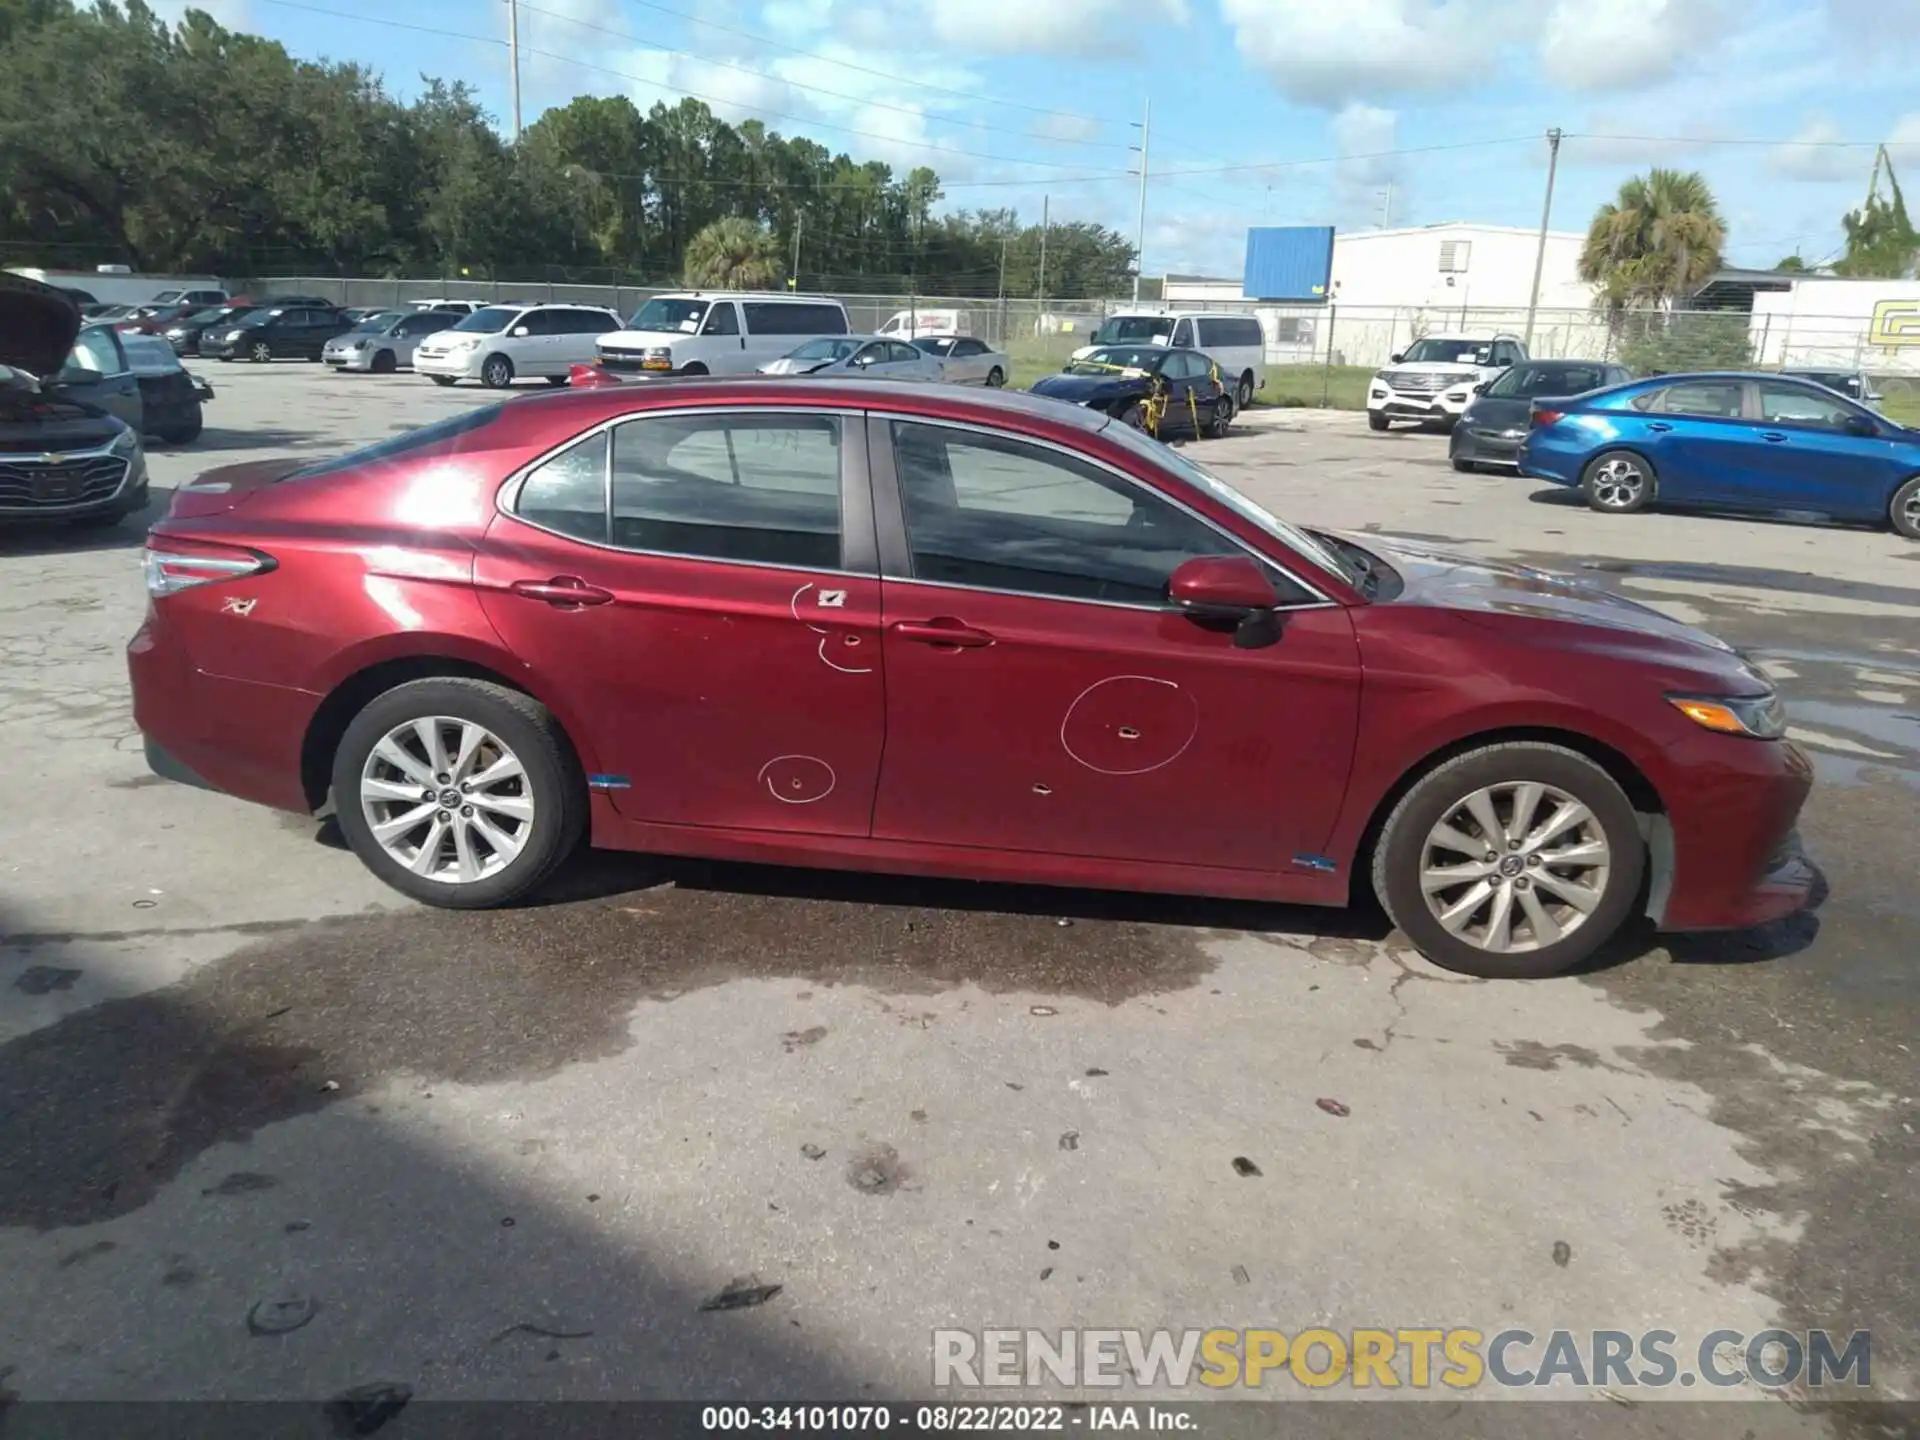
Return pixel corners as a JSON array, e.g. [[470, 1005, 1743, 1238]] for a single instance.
[[867, 417, 1361, 873], [1747, 379, 1903, 520], [475, 405, 886, 837]]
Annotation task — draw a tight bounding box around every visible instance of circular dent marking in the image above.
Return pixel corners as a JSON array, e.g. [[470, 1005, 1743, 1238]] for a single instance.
[[758, 755, 837, 804], [1060, 676, 1199, 776]]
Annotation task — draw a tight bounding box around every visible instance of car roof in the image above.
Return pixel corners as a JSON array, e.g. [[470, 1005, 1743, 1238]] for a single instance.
[[649, 291, 845, 303]]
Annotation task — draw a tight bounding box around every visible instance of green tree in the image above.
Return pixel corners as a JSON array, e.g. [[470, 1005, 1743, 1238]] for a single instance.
[[1835, 147, 1918, 279], [1774, 253, 1809, 273], [683, 216, 781, 289], [1579, 168, 1726, 312]]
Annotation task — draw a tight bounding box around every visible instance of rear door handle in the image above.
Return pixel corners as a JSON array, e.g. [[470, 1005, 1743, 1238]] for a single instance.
[[510, 576, 613, 607], [891, 618, 995, 648], [1646, 421, 1673, 432], [1761, 431, 1788, 442]]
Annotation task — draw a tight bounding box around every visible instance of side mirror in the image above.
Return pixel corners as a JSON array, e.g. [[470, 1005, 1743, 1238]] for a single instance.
[[1843, 413, 1879, 437], [1389, 352, 1404, 364], [1471, 382, 1487, 394], [1170, 556, 1285, 650]]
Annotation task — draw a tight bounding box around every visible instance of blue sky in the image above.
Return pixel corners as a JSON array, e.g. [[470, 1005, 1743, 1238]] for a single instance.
[[157, 0, 1920, 277]]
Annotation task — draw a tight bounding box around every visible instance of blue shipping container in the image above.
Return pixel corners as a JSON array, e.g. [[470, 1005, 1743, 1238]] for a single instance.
[[1243, 227, 1335, 302]]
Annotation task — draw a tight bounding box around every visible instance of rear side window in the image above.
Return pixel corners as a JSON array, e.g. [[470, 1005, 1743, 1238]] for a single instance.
[[608, 413, 843, 569], [515, 432, 609, 542], [1660, 381, 1744, 418], [1196, 317, 1262, 348], [285, 404, 504, 481], [742, 301, 848, 337]]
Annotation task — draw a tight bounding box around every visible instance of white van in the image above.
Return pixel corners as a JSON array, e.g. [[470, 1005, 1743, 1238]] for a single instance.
[[411, 302, 623, 388], [596, 293, 851, 377], [1073, 312, 1267, 407], [877, 308, 970, 340]]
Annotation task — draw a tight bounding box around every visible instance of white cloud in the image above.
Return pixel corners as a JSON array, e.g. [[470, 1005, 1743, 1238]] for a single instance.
[[1538, 0, 1729, 92], [762, 0, 1187, 58], [1031, 113, 1106, 145], [1889, 113, 1920, 167], [148, 0, 252, 28], [1767, 113, 1863, 184], [1331, 103, 1404, 226], [1221, 0, 1503, 108]]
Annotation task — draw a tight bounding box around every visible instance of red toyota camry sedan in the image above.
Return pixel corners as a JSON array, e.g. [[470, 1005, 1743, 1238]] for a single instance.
[[128, 381, 1814, 978]]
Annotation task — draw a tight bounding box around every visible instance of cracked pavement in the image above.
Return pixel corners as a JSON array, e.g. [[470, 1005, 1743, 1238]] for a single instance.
[[0, 368, 1915, 1431]]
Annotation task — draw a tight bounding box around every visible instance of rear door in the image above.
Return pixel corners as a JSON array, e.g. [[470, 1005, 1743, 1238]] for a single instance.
[[62, 328, 143, 429], [865, 415, 1361, 872], [475, 404, 886, 837], [1639, 379, 1754, 504]]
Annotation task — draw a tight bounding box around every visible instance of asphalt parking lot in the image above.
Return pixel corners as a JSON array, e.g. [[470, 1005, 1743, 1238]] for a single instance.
[[1, 362, 1916, 1426]]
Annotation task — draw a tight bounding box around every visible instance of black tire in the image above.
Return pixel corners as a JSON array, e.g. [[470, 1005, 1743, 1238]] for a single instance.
[[986, 366, 1006, 388], [371, 349, 397, 374], [217, 355, 233, 363], [1119, 400, 1149, 432], [1890, 475, 1920, 540], [1208, 394, 1235, 438], [1367, 410, 1390, 432], [1451, 457, 1478, 473], [680, 362, 709, 376], [330, 678, 586, 910], [1237, 372, 1255, 409], [480, 353, 515, 389], [1581, 448, 1655, 514], [1371, 742, 1645, 979], [249, 341, 273, 363], [159, 413, 203, 444], [429, 375, 456, 387]]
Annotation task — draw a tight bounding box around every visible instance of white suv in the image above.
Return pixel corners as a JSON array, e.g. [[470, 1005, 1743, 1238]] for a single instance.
[[413, 302, 623, 388], [595, 293, 851, 377], [1368, 334, 1526, 431]]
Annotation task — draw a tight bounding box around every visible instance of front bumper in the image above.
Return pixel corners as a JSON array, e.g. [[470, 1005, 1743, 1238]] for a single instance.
[[322, 346, 375, 371], [1369, 387, 1475, 422], [0, 451, 143, 520], [199, 335, 246, 359], [1449, 425, 1528, 466], [599, 351, 681, 376], [414, 348, 483, 379], [1657, 736, 1816, 932]]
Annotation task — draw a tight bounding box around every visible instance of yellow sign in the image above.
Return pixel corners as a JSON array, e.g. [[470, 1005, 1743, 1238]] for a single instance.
[[1868, 299, 1920, 346]]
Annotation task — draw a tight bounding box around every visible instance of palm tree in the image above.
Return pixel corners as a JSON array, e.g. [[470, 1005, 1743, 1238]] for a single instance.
[[683, 216, 782, 290], [1578, 168, 1726, 313]]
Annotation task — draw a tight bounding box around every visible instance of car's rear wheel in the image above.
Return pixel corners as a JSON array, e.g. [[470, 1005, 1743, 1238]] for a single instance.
[[249, 341, 273, 363], [371, 349, 397, 374], [481, 354, 515, 389], [1237, 372, 1255, 408], [159, 414, 202, 444], [680, 362, 709, 376], [429, 375, 455, 387], [1119, 401, 1150, 432], [331, 679, 585, 909], [1890, 475, 1920, 540], [1582, 449, 1654, 513], [986, 366, 1006, 388], [1208, 394, 1235, 438], [1372, 742, 1644, 979], [1368, 411, 1389, 432]]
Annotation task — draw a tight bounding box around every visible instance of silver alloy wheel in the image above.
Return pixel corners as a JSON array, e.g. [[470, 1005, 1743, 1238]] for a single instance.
[[359, 716, 535, 884], [1588, 456, 1646, 509], [250, 341, 273, 363], [1903, 486, 1920, 531], [1418, 781, 1611, 954]]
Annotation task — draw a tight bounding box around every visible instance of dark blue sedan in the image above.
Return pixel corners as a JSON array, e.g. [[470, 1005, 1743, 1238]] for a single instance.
[[1518, 371, 1920, 538]]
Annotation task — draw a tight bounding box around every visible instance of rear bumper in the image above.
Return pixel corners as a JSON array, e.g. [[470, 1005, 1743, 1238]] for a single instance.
[[1516, 433, 1586, 485], [1657, 738, 1816, 932]]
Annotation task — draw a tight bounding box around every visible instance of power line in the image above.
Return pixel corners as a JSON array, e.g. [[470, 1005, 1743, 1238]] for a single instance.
[[1566, 131, 1887, 149], [513, 0, 1133, 152]]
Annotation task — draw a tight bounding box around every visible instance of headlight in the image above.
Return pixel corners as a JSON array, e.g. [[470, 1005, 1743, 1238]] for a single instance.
[[345, 340, 365, 350], [109, 427, 140, 455], [646, 347, 672, 359], [1668, 692, 1787, 739]]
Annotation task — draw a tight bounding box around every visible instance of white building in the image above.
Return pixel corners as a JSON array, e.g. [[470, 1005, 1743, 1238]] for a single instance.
[[1160, 222, 1592, 312], [1743, 274, 1920, 371]]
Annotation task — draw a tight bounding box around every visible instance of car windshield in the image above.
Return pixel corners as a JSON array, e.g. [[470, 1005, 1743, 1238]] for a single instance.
[[1099, 420, 1359, 591], [626, 298, 708, 333], [787, 337, 861, 361], [1486, 364, 1611, 399], [451, 306, 518, 333], [1401, 338, 1491, 364], [1093, 316, 1174, 344], [1065, 346, 1162, 375]]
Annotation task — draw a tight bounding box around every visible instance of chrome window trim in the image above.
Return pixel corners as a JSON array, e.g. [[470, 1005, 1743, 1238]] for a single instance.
[[495, 402, 871, 578], [867, 409, 1341, 614]]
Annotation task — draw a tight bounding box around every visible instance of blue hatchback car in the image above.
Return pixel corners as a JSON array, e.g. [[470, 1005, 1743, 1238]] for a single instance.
[[1518, 371, 1920, 538]]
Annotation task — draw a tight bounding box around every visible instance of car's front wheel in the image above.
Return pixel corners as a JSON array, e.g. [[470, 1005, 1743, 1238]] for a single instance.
[[1207, 394, 1235, 438], [1582, 448, 1654, 513], [249, 341, 273, 363], [986, 366, 1006, 388], [1237, 373, 1255, 409], [1372, 742, 1645, 979], [1890, 475, 1920, 540], [331, 678, 586, 909], [1367, 410, 1389, 432], [480, 354, 515, 389]]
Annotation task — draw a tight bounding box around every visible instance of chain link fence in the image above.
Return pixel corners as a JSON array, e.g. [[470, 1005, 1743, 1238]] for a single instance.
[[240, 277, 1920, 409]]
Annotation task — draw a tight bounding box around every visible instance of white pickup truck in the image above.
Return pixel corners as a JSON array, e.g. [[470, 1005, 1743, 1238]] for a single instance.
[[1367, 333, 1527, 432]]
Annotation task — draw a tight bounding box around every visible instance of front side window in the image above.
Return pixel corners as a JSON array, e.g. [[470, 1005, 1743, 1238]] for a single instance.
[[1758, 383, 1857, 429], [889, 422, 1276, 607], [701, 303, 740, 336], [610, 412, 843, 570]]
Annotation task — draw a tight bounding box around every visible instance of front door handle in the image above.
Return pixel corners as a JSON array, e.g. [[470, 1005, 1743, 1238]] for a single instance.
[[510, 576, 613, 607], [1646, 421, 1673, 432], [1761, 431, 1788, 442], [891, 618, 995, 648]]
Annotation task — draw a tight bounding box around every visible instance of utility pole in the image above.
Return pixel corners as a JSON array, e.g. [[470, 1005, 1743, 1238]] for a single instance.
[[790, 213, 802, 290], [507, 0, 522, 141], [1523, 126, 1563, 348], [1037, 194, 1049, 337], [1131, 97, 1151, 304], [996, 232, 1010, 346]]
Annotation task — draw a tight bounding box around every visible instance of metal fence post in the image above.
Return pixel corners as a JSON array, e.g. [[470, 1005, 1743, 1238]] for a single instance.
[[1322, 304, 1336, 408]]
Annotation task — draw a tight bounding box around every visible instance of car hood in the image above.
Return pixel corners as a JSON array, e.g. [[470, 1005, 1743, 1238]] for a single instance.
[[1030, 373, 1138, 403], [0, 368, 121, 447], [0, 271, 82, 378], [1345, 531, 1750, 663], [1381, 361, 1483, 379]]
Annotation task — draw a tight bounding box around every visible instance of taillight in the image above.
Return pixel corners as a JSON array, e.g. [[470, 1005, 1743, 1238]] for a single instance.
[[1531, 408, 1564, 427], [143, 537, 275, 596]]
